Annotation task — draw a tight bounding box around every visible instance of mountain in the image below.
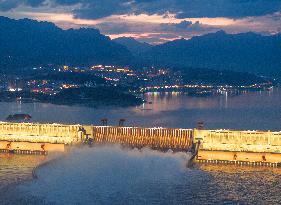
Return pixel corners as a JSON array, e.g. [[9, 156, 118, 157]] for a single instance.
[[113, 37, 153, 55], [1, 17, 280, 77], [0, 16, 133, 72], [141, 31, 281, 77], [181, 68, 269, 86]]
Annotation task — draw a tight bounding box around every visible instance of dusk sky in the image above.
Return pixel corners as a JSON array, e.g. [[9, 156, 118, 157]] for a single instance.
[[0, 0, 281, 44]]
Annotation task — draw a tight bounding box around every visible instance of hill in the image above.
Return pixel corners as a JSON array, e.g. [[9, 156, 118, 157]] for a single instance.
[[113, 37, 153, 54], [1, 16, 280, 78], [0, 16, 133, 72], [141, 31, 281, 77]]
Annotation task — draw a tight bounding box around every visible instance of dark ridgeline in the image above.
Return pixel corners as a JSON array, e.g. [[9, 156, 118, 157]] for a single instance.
[[0, 16, 280, 78], [181, 68, 268, 86], [0, 16, 133, 72], [0, 86, 143, 107], [113, 37, 153, 55], [139, 31, 281, 77], [51, 87, 143, 106], [27, 72, 106, 85]]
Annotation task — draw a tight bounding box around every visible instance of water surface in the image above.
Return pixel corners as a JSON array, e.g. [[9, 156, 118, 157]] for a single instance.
[[0, 89, 280, 204], [0, 88, 280, 130]]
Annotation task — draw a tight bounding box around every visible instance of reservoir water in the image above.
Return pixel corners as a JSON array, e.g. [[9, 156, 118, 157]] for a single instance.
[[0, 88, 280, 204]]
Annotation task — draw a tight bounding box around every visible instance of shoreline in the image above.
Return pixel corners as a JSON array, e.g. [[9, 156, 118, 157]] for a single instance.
[[0, 99, 143, 108]]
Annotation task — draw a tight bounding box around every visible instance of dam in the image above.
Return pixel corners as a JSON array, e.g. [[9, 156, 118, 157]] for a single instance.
[[1, 121, 281, 166]]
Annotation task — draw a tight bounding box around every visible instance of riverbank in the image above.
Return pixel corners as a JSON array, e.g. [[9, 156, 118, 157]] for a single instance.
[[0, 87, 144, 108]]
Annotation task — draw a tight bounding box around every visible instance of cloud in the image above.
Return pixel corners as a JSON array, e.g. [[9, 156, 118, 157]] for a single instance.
[[0, 0, 280, 44], [52, 0, 281, 19], [159, 20, 218, 32], [2, 0, 281, 19], [0, 0, 45, 11], [270, 11, 281, 21], [169, 0, 281, 18], [0, 0, 21, 11], [95, 20, 219, 44], [96, 20, 217, 34], [97, 21, 132, 34]]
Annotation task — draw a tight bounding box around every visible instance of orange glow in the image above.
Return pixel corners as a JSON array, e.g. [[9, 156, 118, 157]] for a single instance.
[[19, 11, 236, 28], [1, 10, 279, 43], [20, 12, 101, 28]]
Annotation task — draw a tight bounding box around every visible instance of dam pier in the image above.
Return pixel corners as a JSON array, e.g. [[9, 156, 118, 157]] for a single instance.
[[0, 122, 281, 167]]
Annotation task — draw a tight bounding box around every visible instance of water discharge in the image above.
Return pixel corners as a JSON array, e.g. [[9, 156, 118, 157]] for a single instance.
[[0, 89, 281, 204], [2, 145, 281, 204], [16, 146, 193, 205]]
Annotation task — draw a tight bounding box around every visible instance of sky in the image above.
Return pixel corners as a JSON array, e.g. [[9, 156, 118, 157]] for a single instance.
[[0, 0, 281, 44]]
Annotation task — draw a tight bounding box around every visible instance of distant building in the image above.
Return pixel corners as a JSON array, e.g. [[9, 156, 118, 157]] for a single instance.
[[63, 65, 69, 71], [7, 78, 24, 91]]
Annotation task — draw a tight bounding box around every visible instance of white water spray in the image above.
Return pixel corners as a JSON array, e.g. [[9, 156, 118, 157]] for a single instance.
[[17, 145, 192, 205]]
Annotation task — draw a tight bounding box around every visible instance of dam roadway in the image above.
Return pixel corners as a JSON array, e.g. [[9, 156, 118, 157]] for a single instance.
[[1, 122, 281, 167]]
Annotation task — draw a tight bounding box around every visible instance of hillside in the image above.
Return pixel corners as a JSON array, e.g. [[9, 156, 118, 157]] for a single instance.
[[113, 37, 153, 54], [0, 17, 133, 72], [1, 16, 281, 77], [141, 31, 281, 77]]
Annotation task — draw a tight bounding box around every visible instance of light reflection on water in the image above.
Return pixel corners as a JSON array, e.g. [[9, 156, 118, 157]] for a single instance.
[[0, 88, 280, 130], [199, 164, 281, 204], [0, 89, 280, 204], [0, 154, 46, 189], [2, 146, 281, 205]]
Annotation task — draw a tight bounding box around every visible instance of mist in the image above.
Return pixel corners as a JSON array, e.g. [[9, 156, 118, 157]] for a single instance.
[[16, 145, 198, 205]]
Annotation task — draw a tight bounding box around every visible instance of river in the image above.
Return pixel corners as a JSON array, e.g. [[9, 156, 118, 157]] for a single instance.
[[0, 88, 280, 204]]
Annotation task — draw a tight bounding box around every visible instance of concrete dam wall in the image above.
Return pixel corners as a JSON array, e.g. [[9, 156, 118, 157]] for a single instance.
[[1, 122, 281, 166], [0, 122, 82, 144], [0, 122, 194, 153], [0, 122, 82, 154], [92, 126, 193, 150], [194, 129, 281, 166]]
